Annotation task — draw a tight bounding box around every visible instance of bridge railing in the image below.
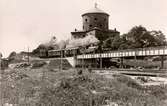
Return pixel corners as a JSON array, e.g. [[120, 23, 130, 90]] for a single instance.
[[104, 46, 167, 53], [77, 46, 167, 59]]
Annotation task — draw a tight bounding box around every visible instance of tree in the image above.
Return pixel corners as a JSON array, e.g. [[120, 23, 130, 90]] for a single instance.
[[125, 25, 153, 48], [102, 25, 167, 50], [150, 30, 167, 46], [0, 52, 2, 58], [103, 35, 124, 50], [112, 35, 126, 50], [119, 25, 167, 49], [102, 37, 114, 49], [8, 51, 17, 61]]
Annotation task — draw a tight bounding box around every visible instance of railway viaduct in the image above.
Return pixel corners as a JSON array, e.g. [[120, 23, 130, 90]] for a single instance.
[[73, 46, 167, 69]]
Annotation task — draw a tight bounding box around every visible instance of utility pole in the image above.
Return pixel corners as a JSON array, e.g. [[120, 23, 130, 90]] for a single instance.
[[73, 49, 76, 68], [82, 48, 84, 70], [99, 44, 103, 69], [0, 52, 2, 70], [27, 47, 30, 64], [60, 50, 63, 71], [82, 39, 84, 70], [0, 52, 2, 106]]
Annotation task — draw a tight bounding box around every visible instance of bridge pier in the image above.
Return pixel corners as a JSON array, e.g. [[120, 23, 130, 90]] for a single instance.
[[100, 57, 102, 69], [161, 56, 164, 69], [120, 57, 124, 68], [134, 52, 137, 68]]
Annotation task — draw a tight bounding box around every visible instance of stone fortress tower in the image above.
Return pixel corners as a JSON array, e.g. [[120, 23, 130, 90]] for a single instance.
[[71, 3, 119, 42], [82, 3, 109, 31]]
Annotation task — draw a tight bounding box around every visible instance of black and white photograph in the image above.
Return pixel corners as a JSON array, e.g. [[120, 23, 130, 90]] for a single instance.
[[0, 0, 167, 106]]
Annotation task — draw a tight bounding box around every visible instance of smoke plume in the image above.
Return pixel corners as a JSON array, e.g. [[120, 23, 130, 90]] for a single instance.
[[66, 34, 99, 48]]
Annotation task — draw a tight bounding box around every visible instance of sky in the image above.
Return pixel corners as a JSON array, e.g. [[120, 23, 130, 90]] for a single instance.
[[0, 0, 167, 57]]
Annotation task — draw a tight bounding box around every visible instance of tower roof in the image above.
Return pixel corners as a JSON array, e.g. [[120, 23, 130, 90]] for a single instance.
[[82, 3, 109, 16]]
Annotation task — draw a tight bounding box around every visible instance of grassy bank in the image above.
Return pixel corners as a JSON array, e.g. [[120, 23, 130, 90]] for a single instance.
[[1, 67, 167, 106]]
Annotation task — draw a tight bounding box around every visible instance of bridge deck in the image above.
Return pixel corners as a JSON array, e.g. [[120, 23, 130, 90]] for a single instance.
[[77, 46, 167, 59]]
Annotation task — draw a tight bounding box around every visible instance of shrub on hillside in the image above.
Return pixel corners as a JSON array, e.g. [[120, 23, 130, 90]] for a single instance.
[[136, 77, 149, 83], [77, 69, 83, 75], [14, 63, 30, 68], [1, 69, 166, 106], [38, 78, 89, 106], [113, 74, 142, 89], [31, 61, 47, 68], [146, 85, 167, 100]]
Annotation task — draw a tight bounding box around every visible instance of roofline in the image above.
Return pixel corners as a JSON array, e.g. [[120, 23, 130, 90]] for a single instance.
[[71, 28, 120, 34], [82, 12, 109, 17]]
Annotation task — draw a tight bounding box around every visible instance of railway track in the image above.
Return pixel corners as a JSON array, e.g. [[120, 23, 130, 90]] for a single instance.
[[92, 68, 167, 77]]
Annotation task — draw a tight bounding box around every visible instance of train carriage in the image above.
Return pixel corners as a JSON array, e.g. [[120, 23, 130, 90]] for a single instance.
[[39, 49, 48, 58], [48, 49, 64, 57], [64, 47, 80, 57]]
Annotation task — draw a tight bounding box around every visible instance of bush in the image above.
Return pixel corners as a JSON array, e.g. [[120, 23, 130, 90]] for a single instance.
[[136, 77, 149, 83], [77, 69, 83, 75], [1, 68, 166, 106], [31, 61, 47, 68], [146, 85, 167, 100], [14, 62, 30, 68], [113, 74, 142, 89]]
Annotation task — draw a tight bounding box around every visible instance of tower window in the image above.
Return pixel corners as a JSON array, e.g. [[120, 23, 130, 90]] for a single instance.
[[89, 25, 92, 27], [94, 18, 97, 20], [85, 19, 87, 22], [83, 26, 84, 29], [104, 18, 106, 21]]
